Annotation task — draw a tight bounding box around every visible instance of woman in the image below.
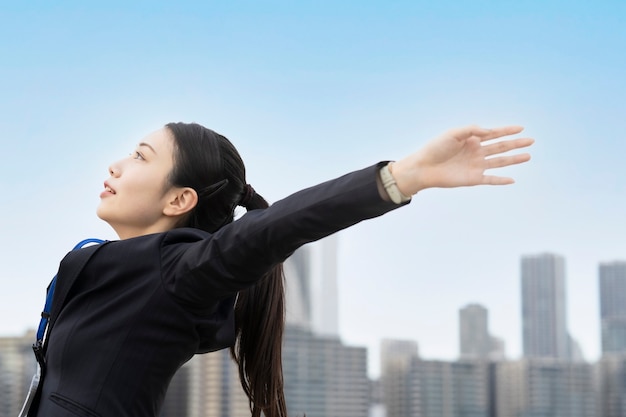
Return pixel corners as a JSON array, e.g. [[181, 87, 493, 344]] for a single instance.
[[30, 122, 533, 417]]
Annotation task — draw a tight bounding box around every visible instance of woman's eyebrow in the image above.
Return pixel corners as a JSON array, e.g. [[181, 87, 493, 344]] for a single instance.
[[138, 142, 157, 154]]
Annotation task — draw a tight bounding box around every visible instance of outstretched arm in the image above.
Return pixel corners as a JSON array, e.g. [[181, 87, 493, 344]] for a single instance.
[[387, 125, 534, 197]]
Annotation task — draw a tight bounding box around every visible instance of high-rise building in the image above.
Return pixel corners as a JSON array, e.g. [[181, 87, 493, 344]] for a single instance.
[[284, 237, 339, 337], [494, 358, 596, 417], [459, 303, 505, 361], [597, 354, 626, 417], [284, 245, 313, 328], [599, 261, 626, 354], [521, 253, 569, 359], [459, 304, 504, 359], [182, 349, 250, 417], [415, 359, 491, 417], [0, 330, 38, 417], [283, 324, 370, 417], [380, 338, 491, 417], [312, 235, 339, 337], [460, 304, 491, 360], [380, 339, 419, 417]]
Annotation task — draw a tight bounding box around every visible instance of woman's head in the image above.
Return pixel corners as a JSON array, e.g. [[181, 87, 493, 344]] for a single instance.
[[98, 122, 261, 238], [97, 127, 186, 239]]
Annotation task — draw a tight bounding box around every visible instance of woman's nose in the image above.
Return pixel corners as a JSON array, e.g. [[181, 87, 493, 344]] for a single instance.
[[108, 161, 122, 177]]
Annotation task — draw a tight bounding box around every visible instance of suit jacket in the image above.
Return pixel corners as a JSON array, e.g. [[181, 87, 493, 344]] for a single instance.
[[35, 163, 406, 417]]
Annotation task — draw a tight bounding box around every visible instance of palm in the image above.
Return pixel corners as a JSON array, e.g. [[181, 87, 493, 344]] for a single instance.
[[393, 125, 534, 194], [421, 134, 488, 187]]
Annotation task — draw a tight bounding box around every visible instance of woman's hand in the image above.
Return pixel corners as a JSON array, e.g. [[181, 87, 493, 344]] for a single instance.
[[391, 125, 534, 195]]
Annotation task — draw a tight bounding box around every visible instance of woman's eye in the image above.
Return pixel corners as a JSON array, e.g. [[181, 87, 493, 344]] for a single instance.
[[132, 151, 145, 160]]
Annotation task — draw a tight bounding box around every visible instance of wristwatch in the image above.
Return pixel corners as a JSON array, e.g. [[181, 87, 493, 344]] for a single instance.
[[379, 162, 411, 204]]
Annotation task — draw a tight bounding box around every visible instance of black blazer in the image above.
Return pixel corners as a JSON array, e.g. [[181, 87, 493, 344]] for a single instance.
[[35, 163, 405, 417]]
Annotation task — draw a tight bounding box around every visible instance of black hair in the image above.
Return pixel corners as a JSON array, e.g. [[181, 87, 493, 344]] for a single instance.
[[165, 122, 287, 417]]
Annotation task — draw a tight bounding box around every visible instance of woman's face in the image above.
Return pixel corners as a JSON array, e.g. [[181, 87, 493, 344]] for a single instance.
[[97, 128, 180, 239]]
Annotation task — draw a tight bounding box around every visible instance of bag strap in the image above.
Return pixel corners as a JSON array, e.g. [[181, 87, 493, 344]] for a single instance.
[[35, 239, 105, 354]]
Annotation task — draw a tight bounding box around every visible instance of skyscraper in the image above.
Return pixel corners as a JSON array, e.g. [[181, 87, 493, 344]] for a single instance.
[[599, 261, 626, 354], [283, 325, 370, 417], [0, 331, 37, 417], [460, 304, 490, 359], [284, 236, 339, 336], [521, 253, 569, 359], [494, 359, 595, 417], [415, 359, 491, 417], [284, 245, 313, 328], [380, 339, 419, 417], [597, 354, 626, 417], [312, 235, 339, 337], [459, 303, 505, 360]]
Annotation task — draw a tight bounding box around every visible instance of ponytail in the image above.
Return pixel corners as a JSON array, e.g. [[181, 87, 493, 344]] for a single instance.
[[231, 191, 288, 417]]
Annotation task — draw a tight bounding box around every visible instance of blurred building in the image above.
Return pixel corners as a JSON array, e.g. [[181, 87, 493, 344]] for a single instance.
[[284, 245, 313, 329], [599, 261, 626, 354], [283, 324, 370, 417], [494, 358, 595, 417], [415, 359, 491, 417], [0, 330, 37, 417], [459, 303, 506, 361], [597, 353, 626, 417], [380, 339, 419, 417], [311, 235, 339, 337], [187, 349, 250, 417], [521, 253, 578, 360], [381, 339, 491, 417]]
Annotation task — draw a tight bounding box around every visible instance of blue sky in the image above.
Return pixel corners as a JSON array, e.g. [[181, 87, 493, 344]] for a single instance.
[[1, 0, 625, 376]]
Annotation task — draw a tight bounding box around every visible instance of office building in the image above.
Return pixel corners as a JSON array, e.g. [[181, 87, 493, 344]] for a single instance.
[[311, 235, 339, 337], [284, 245, 313, 328], [597, 353, 626, 417], [187, 349, 250, 417], [414, 359, 491, 417], [521, 253, 569, 359], [459, 303, 506, 360], [0, 330, 38, 417], [460, 304, 490, 360], [494, 359, 595, 417], [380, 339, 419, 417], [283, 324, 370, 417], [599, 261, 626, 354]]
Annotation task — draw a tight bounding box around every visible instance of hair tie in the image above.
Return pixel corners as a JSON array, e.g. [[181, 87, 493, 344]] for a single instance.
[[239, 184, 255, 207]]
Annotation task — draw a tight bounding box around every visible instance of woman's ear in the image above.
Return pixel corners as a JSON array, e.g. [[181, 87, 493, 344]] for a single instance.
[[163, 187, 198, 217]]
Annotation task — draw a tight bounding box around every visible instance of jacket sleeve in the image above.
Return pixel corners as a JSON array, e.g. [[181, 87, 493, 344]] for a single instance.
[[161, 162, 408, 307]]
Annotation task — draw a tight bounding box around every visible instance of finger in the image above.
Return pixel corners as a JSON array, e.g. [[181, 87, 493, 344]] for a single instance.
[[476, 125, 525, 142], [448, 125, 493, 141], [485, 152, 532, 169], [481, 175, 515, 185], [483, 138, 534, 157], [448, 125, 524, 143]]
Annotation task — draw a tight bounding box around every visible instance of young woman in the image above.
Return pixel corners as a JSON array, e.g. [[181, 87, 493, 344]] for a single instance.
[[30, 122, 533, 417]]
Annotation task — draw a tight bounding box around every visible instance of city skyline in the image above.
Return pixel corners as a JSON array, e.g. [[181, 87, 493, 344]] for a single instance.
[[3, 249, 626, 416], [2, 0, 626, 379]]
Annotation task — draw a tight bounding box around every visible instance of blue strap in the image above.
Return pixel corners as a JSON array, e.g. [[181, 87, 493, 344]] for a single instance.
[[35, 239, 105, 343]]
